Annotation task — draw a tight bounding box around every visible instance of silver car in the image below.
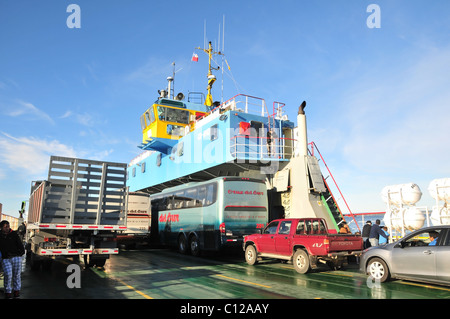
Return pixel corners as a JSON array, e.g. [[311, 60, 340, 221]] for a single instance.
[[360, 225, 450, 286]]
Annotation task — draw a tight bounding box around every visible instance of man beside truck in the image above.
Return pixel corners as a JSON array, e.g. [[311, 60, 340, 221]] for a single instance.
[[0, 220, 25, 299]]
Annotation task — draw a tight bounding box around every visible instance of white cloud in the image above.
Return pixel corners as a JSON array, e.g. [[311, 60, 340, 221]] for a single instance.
[[59, 110, 96, 127], [75, 112, 95, 126], [0, 133, 77, 177], [60, 110, 72, 118], [2, 100, 54, 124]]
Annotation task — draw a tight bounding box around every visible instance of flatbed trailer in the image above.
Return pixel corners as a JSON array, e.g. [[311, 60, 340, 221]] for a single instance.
[[26, 156, 128, 269]]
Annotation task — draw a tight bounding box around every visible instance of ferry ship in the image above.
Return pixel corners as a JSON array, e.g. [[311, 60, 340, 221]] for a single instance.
[[126, 42, 349, 236]]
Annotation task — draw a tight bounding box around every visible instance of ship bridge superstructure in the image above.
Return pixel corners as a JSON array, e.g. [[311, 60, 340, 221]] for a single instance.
[[128, 93, 295, 194]]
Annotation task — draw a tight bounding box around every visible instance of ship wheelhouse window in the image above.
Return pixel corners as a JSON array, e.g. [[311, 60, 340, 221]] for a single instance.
[[142, 108, 156, 130], [167, 124, 184, 136], [157, 106, 189, 124], [145, 109, 155, 125], [159, 99, 185, 108], [140, 114, 146, 130]]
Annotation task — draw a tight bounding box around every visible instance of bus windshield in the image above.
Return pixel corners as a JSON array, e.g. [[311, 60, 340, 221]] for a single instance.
[[222, 179, 268, 235]]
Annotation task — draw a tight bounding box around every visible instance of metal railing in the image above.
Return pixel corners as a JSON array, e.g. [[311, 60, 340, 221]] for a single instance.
[[230, 135, 294, 160], [220, 94, 269, 117]]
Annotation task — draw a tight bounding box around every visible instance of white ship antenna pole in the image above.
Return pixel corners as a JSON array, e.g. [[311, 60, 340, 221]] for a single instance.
[[172, 62, 175, 98], [204, 19, 207, 50], [221, 15, 225, 103], [218, 23, 220, 52]]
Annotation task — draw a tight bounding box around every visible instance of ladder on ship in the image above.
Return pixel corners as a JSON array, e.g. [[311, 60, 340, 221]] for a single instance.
[[308, 142, 360, 233]]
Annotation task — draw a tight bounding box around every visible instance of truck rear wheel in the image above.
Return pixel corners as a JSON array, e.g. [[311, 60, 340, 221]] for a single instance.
[[293, 249, 310, 274], [84, 255, 107, 268], [245, 245, 258, 265]]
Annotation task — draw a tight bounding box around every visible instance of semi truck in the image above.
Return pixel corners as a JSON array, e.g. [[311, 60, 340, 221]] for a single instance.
[[26, 156, 128, 269]]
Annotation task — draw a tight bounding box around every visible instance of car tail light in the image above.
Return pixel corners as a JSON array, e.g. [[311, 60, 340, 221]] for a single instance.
[[220, 222, 226, 234]]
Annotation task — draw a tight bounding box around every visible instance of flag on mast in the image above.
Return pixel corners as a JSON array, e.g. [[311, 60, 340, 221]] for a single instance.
[[191, 53, 199, 62]]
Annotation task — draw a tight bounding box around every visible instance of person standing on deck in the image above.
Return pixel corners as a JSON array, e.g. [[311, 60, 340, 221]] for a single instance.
[[361, 220, 372, 249], [368, 219, 388, 247], [378, 226, 390, 245], [0, 220, 25, 299]]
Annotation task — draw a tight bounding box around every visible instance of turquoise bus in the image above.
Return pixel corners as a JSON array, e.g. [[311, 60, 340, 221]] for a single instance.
[[150, 177, 268, 256]]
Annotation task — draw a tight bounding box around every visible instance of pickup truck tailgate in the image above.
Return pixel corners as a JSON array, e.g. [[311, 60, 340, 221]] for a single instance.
[[328, 235, 363, 252]]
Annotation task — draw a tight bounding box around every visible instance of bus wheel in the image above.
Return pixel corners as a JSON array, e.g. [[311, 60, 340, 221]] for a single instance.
[[245, 245, 258, 265], [178, 235, 188, 254], [189, 235, 200, 257]]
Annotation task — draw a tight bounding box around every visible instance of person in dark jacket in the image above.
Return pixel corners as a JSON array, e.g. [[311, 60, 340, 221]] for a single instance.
[[361, 221, 372, 249], [368, 219, 388, 247], [0, 220, 25, 299]]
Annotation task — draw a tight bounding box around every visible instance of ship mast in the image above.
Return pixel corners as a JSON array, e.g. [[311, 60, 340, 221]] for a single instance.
[[196, 41, 223, 107]]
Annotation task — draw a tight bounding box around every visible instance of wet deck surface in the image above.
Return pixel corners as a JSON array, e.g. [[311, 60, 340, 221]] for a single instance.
[[6, 247, 450, 300]]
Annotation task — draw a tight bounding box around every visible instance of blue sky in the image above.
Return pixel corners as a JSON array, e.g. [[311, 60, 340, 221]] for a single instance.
[[1, 0, 449, 217]]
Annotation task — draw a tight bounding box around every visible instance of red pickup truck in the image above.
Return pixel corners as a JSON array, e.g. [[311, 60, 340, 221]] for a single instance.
[[243, 218, 363, 273]]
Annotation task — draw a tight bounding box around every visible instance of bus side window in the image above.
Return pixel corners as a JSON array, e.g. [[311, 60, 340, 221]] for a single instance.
[[174, 191, 184, 209], [197, 186, 207, 207], [156, 197, 168, 211], [185, 188, 197, 208], [205, 183, 216, 206]]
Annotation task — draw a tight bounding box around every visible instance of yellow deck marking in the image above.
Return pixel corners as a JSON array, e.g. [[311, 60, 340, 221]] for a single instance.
[[280, 265, 294, 270], [215, 274, 272, 288], [397, 281, 450, 292], [320, 271, 354, 278], [116, 278, 154, 299], [280, 266, 355, 278]]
